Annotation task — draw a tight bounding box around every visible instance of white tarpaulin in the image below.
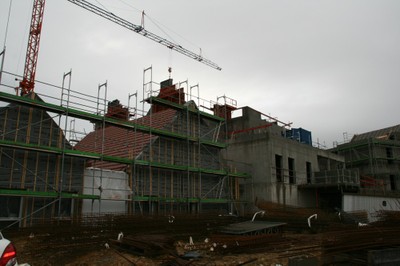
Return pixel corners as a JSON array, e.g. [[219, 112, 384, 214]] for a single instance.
[[82, 168, 131, 214]]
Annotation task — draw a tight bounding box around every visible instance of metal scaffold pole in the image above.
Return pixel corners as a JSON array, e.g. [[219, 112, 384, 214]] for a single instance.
[[143, 66, 153, 214], [190, 84, 201, 202], [179, 79, 191, 210], [97, 81, 107, 214], [128, 91, 138, 214], [58, 69, 72, 221]]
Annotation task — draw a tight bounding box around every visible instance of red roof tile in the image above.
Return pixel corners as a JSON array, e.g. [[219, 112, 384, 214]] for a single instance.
[[75, 108, 177, 171]]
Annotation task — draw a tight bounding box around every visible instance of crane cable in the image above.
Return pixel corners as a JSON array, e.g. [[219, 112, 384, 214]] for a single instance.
[[92, 0, 209, 68], [114, 0, 203, 55], [93, 0, 109, 12], [1, 0, 13, 86], [2, 0, 13, 49]]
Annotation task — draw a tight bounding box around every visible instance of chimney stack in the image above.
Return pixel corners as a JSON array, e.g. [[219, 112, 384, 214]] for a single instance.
[[105, 99, 129, 121]]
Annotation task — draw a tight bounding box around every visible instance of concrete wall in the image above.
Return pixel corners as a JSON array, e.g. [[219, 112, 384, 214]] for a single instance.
[[225, 106, 345, 208]]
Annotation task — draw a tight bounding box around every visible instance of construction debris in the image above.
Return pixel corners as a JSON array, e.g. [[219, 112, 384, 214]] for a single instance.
[[110, 234, 175, 257]]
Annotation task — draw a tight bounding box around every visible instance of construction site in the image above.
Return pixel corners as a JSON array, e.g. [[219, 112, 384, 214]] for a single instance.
[[1, 0, 400, 265]]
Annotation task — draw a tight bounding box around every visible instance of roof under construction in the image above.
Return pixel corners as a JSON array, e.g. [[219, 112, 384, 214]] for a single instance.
[[351, 124, 400, 141]]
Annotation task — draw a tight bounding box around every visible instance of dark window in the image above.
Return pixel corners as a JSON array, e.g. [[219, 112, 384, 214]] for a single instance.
[[56, 198, 72, 218], [288, 157, 295, 184], [0, 196, 21, 218], [306, 162, 312, 184], [275, 154, 283, 182], [390, 175, 396, 191], [386, 148, 394, 164]]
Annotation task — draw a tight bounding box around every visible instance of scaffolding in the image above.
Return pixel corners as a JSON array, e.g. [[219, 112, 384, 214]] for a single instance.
[[0, 68, 249, 226], [333, 135, 400, 196]]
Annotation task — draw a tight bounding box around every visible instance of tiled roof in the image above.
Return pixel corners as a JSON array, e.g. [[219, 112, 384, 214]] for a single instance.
[[351, 124, 400, 141], [75, 108, 177, 171]]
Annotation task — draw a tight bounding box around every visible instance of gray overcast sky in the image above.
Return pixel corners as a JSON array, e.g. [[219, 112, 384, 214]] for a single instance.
[[1, 0, 400, 147]]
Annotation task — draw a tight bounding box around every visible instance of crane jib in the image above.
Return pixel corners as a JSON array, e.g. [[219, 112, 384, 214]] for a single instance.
[[66, 0, 221, 71]]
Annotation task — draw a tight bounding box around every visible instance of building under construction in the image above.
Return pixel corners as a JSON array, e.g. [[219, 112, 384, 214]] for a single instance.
[[0, 92, 94, 227], [0, 70, 251, 226], [2, 68, 400, 227], [1, 0, 399, 229], [0, 70, 347, 225], [332, 125, 400, 221], [223, 106, 358, 212], [74, 78, 249, 215]]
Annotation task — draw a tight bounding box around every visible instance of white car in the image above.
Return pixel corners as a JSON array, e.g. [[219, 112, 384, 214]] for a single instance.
[[0, 231, 17, 266]]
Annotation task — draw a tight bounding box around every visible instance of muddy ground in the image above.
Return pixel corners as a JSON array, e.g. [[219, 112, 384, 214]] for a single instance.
[[5, 208, 398, 265], [4, 214, 305, 266]]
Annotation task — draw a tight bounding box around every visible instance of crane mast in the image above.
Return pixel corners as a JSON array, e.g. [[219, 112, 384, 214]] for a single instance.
[[66, 0, 221, 71], [20, 0, 45, 96]]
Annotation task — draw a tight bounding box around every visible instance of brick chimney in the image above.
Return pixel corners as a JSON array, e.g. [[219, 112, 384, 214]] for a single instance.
[[152, 79, 185, 113], [105, 99, 129, 121], [212, 104, 237, 120]]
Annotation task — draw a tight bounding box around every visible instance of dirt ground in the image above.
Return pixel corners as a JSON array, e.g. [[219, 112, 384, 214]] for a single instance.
[[9, 236, 293, 266], [7, 207, 391, 266], [13, 236, 291, 266], [5, 214, 298, 266], [69, 249, 290, 266]]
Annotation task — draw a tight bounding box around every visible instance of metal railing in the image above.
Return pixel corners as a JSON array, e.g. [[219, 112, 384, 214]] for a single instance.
[[312, 169, 359, 186]]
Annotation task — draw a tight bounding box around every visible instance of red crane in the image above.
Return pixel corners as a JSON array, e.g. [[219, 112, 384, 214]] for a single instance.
[[19, 0, 45, 96]]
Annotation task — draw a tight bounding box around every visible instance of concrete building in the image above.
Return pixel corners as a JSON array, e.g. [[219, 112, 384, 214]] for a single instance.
[[223, 106, 358, 211]]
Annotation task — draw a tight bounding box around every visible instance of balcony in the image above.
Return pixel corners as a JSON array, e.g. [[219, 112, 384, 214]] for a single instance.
[[299, 169, 360, 190]]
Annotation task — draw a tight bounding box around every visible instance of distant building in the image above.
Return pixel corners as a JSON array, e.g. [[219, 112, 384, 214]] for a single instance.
[[332, 125, 400, 220]]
